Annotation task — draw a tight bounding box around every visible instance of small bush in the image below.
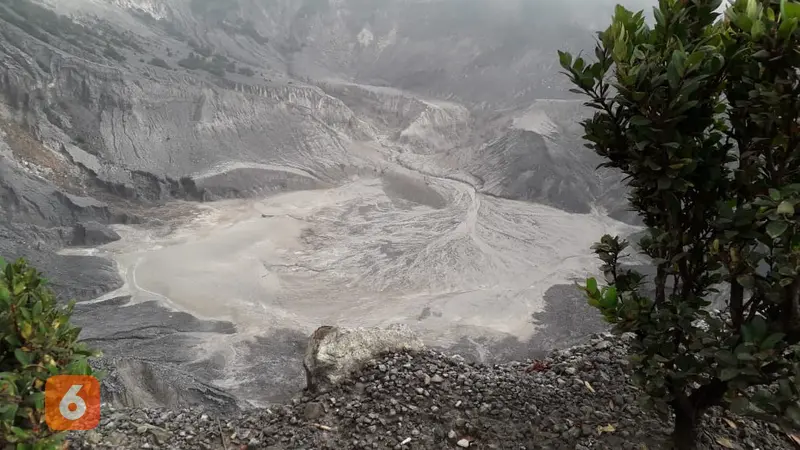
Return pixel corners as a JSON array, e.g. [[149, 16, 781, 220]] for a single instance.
[[0, 257, 98, 448], [562, 0, 800, 448]]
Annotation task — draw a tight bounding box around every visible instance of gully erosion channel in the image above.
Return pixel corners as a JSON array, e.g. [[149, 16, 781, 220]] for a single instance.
[[61, 159, 636, 406]]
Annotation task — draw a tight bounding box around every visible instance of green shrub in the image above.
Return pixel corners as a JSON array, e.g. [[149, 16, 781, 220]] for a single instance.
[[561, 0, 800, 448], [0, 257, 98, 448]]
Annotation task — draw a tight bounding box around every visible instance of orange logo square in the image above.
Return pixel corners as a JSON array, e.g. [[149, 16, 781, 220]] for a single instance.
[[44, 375, 101, 431]]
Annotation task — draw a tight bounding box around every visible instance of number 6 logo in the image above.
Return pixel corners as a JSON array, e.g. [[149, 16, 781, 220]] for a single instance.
[[45, 375, 101, 431], [59, 384, 87, 420]]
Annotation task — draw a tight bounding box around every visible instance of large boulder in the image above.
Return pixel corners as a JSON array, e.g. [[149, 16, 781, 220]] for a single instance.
[[303, 324, 425, 392], [71, 221, 121, 247]]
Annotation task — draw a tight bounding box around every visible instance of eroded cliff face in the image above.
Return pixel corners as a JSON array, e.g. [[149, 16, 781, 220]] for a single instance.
[[2, 0, 631, 214], [0, 0, 639, 411]]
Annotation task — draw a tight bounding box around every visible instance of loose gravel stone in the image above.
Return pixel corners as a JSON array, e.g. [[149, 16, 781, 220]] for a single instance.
[[66, 335, 795, 449]]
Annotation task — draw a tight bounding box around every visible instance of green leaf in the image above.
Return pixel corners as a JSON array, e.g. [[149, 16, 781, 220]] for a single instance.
[[667, 61, 681, 90], [32, 300, 42, 318], [685, 51, 705, 69], [730, 396, 750, 414], [760, 332, 785, 350], [752, 49, 771, 60], [558, 50, 573, 69], [751, 20, 766, 39], [14, 349, 31, 366], [720, 368, 740, 381], [770, 188, 781, 201], [777, 200, 795, 215], [586, 278, 599, 294], [782, 0, 800, 20], [767, 221, 789, 239], [670, 50, 686, 77], [29, 391, 45, 411], [736, 274, 755, 289], [11, 426, 30, 438], [602, 286, 618, 307], [20, 322, 32, 340], [715, 350, 738, 366], [779, 16, 798, 38], [613, 39, 628, 62], [751, 316, 768, 340], [0, 403, 18, 421], [787, 404, 800, 425], [573, 57, 586, 72]]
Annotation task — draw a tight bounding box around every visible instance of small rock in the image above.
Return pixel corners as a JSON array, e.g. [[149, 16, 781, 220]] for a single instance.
[[431, 374, 444, 383], [108, 432, 126, 446], [457, 438, 471, 448], [304, 402, 325, 420], [85, 430, 102, 444], [595, 340, 612, 350], [448, 430, 457, 439]]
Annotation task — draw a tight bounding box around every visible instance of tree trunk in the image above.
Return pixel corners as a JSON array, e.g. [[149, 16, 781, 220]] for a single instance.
[[673, 404, 699, 450]]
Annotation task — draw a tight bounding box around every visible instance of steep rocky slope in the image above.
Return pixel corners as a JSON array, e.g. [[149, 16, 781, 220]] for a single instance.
[[1, 0, 650, 412]]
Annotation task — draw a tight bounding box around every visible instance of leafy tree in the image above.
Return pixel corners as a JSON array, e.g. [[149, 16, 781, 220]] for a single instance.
[[0, 257, 98, 448], [559, 0, 800, 448]]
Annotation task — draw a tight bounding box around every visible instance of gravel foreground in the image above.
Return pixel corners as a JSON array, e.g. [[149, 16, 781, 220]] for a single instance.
[[68, 334, 795, 450]]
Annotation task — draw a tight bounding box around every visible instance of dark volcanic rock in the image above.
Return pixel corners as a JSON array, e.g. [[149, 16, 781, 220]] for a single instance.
[[71, 221, 122, 246], [68, 335, 794, 450]]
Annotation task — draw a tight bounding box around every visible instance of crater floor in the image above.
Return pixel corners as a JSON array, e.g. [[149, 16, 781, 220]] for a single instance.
[[68, 161, 637, 406]]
